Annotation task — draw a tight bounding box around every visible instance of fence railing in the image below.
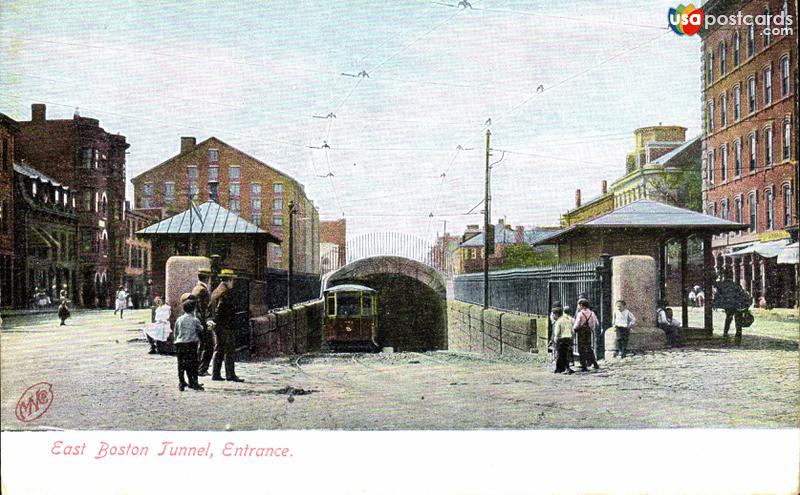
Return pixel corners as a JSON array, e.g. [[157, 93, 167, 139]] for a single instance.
[[454, 257, 613, 346]]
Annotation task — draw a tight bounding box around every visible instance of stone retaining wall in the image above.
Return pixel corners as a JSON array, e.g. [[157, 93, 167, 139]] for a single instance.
[[447, 300, 545, 355], [250, 300, 324, 357]]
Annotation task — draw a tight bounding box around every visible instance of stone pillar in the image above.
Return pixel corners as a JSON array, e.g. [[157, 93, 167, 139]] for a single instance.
[[165, 255, 212, 328], [605, 255, 666, 358]]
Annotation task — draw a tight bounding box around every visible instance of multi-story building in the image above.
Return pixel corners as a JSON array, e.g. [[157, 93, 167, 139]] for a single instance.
[[456, 220, 558, 273], [700, 0, 797, 307], [132, 136, 319, 273], [0, 114, 17, 308], [12, 162, 79, 308], [561, 126, 702, 229], [124, 202, 158, 308], [320, 219, 346, 275], [13, 104, 129, 308]]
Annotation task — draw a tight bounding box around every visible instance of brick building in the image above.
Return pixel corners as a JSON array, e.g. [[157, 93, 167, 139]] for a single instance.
[[132, 137, 319, 273], [1, 114, 17, 308], [320, 219, 346, 275], [123, 202, 158, 308], [456, 220, 558, 273], [700, 0, 797, 307], [12, 163, 79, 308], [12, 104, 129, 308]]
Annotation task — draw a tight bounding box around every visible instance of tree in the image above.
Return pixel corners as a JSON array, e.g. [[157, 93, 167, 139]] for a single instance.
[[501, 244, 558, 269], [649, 163, 703, 212]]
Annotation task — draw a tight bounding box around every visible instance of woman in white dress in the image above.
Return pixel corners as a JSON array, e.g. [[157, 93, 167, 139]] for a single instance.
[[114, 286, 128, 319], [143, 297, 172, 354]]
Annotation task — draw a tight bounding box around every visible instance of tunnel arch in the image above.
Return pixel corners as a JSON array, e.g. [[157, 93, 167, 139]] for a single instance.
[[323, 256, 447, 351]]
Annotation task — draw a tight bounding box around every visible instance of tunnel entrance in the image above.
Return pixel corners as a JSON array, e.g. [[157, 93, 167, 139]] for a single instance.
[[323, 256, 447, 352]]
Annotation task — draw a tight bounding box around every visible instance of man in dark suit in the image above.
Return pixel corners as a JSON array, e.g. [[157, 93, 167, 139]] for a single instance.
[[209, 269, 245, 382]]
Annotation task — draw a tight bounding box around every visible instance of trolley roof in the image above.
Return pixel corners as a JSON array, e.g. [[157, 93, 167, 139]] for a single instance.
[[323, 284, 377, 294]]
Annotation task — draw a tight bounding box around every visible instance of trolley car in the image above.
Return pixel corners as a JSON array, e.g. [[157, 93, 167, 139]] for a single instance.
[[323, 284, 378, 351]]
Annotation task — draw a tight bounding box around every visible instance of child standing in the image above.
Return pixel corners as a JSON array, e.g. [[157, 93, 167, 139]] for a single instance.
[[174, 298, 204, 392], [551, 305, 575, 375], [573, 299, 600, 371], [613, 300, 636, 358], [58, 300, 70, 326]]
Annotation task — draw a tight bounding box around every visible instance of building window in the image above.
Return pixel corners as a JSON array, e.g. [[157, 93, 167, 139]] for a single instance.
[[80, 148, 92, 168], [707, 50, 714, 82], [273, 245, 282, 260], [765, 187, 774, 230], [783, 184, 793, 227], [783, 120, 792, 161], [187, 165, 198, 181], [749, 192, 757, 230], [749, 133, 757, 172], [209, 183, 219, 202], [251, 183, 261, 197], [733, 85, 741, 121], [0, 200, 6, 234], [707, 149, 715, 185], [274, 198, 283, 211], [781, 56, 791, 97], [733, 31, 740, 67], [764, 126, 773, 167], [763, 7, 771, 46], [734, 196, 743, 224], [83, 190, 92, 211], [763, 66, 772, 106], [707, 99, 715, 132], [272, 214, 283, 226], [748, 76, 756, 113], [721, 144, 728, 183], [721, 199, 729, 220], [159, 183, 173, 207], [208, 166, 219, 183], [229, 166, 240, 182], [720, 92, 728, 127], [719, 41, 727, 76], [734, 139, 742, 177], [708, 202, 716, 217], [2, 137, 9, 171], [209, 149, 219, 162], [747, 24, 755, 57], [273, 183, 283, 195], [229, 183, 240, 212], [251, 199, 262, 226]]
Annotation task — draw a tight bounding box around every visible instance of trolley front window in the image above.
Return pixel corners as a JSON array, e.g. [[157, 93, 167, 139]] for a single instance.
[[363, 295, 373, 316], [326, 295, 336, 316], [337, 293, 361, 316]]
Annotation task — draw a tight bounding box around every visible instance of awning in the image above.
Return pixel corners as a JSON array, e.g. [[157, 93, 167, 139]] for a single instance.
[[726, 239, 791, 258], [777, 242, 799, 264]]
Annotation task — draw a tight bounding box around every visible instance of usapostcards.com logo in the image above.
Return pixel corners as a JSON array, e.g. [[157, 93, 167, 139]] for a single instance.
[[668, 3, 795, 36]]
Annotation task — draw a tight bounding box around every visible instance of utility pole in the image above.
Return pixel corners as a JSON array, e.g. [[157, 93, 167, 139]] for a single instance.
[[288, 200, 296, 310], [483, 129, 491, 309]]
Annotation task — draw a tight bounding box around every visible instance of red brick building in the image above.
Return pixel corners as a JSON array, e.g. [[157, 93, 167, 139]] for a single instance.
[[0, 114, 18, 308], [124, 203, 159, 308], [701, 0, 798, 307], [12, 104, 129, 308], [132, 136, 319, 273], [320, 219, 346, 275]]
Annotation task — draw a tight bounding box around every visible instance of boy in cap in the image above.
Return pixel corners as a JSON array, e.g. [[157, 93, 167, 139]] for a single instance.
[[551, 304, 575, 374]]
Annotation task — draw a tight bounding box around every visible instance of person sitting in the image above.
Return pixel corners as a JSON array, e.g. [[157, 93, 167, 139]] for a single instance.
[[656, 307, 681, 347], [143, 297, 172, 354]]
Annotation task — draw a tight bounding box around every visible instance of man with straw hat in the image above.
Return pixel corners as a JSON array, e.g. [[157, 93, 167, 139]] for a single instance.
[[209, 269, 244, 382], [193, 268, 214, 376]]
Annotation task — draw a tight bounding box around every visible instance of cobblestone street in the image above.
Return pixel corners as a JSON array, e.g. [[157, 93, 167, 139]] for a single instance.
[[1, 308, 798, 430]]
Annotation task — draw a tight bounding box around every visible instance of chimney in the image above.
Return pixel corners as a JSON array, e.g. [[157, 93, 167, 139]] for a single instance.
[[31, 103, 46, 122], [180, 137, 197, 153], [575, 189, 582, 208], [515, 225, 525, 244], [601, 180, 608, 194]]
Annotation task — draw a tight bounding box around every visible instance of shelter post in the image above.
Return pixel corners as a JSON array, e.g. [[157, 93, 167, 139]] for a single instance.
[[702, 233, 714, 335], [680, 236, 689, 329], [658, 238, 667, 304]]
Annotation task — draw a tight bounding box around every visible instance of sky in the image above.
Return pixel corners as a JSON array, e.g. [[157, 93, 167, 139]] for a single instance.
[[0, 0, 702, 241]]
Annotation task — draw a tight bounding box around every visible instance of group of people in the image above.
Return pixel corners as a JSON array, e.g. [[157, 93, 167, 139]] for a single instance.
[[550, 297, 689, 375], [142, 268, 245, 392], [687, 286, 705, 307], [550, 297, 602, 374]]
